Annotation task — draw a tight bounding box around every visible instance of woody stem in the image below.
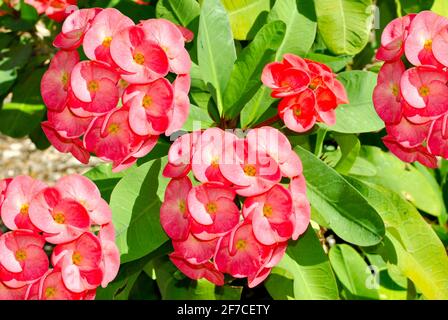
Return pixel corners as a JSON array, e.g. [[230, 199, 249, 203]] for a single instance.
[[253, 115, 281, 129]]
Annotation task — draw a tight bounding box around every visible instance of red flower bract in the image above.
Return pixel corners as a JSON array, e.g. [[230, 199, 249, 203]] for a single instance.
[[0, 174, 120, 300], [41, 8, 193, 172], [374, 10, 448, 168], [161, 127, 311, 288], [262, 54, 348, 133]]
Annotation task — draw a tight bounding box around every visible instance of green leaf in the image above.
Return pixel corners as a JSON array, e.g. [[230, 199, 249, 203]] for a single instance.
[[274, 226, 339, 300], [305, 53, 352, 73], [268, 0, 317, 59], [357, 146, 445, 217], [333, 134, 360, 174], [295, 146, 385, 246], [347, 178, 448, 299], [240, 86, 275, 129], [223, 20, 286, 119], [0, 43, 32, 96], [182, 104, 215, 131], [197, 0, 236, 115], [401, 0, 434, 13], [154, 256, 242, 300], [20, 1, 38, 22], [323, 71, 384, 134], [221, 0, 271, 40], [0, 68, 46, 138], [314, 0, 374, 55], [109, 158, 169, 263], [329, 244, 380, 299], [84, 164, 127, 202], [156, 0, 200, 28], [264, 268, 294, 300], [432, 0, 448, 16]]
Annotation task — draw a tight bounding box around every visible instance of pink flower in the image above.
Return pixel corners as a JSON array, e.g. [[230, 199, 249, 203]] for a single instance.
[[169, 253, 224, 286], [386, 116, 431, 148], [433, 25, 448, 67], [191, 128, 235, 185], [141, 19, 192, 74], [83, 8, 135, 67], [41, 50, 79, 112], [214, 223, 272, 279], [163, 132, 200, 178], [1, 176, 46, 232], [47, 106, 92, 139], [0, 281, 28, 300], [172, 233, 218, 264], [44, 0, 77, 22], [289, 176, 311, 239], [83, 109, 148, 171], [243, 185, 294, 245], [53, 8, 102, 50], [97, 224, 120, 288], [38, 270, 84, 300], [187, 183, 240, 240], [165, 74, 191, 136], [52, 232, 103, 293], [219, 140, 281, 197], [405, 11, 448, 67], [0, 230, 49, 283], [382, 136, 438, 168], [373, 60, 405, 125], [261, 58, 310, 98], [110, 25, 169, 84], [29, 187, 91, 244], [246, 127, 302, 178], [69, 61, 120, 115], [41, 122, 90, 164], [160, 176, 192, 241], [400, 66, 448, 117], [279, 89, 317, 132], [55, 174, 111, 225], [248, 242, 287, 288], [124, 78, 174, 135], [376, 15, 414, 62], [0, 178, 11, 209], [427, 114, 448, 159]]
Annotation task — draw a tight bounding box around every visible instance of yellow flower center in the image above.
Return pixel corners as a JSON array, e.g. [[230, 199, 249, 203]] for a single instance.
[[118, 79, 128, 89], [206, 202, 218, 214], [178, 200, 187, 215], [102, 36, 112, 47], [53, 212, 65, 224], [133, 52, 145, 65], [61, 72, 69, 88], [294, 108, 302, 117], [142, 95, 153, 108], [45, 287, 56, 299], [309, 77, 322, 90], [15, 249, 27, 262], [72, 251, 83, 266], [263, 204, 273, 218], [424, 39, 432, 51], [211, 157, 219, 168], [419, 85, 430, 97], [243, 164, 257, 177], [391, 84, 399, 97], [87, 80, 99, 92], [20, 204, 29, 216], [107, 123, 120, 135], [236, 239, 246, 250]]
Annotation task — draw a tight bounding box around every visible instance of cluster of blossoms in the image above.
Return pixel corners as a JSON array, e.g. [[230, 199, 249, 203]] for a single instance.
[[0, 175, 119, 300], [1, 0, 77, 22], [374, 11, 448, 167], [261, 54, 349, 133], [160, 127, 311, 287], [41, 8, 193, 172]]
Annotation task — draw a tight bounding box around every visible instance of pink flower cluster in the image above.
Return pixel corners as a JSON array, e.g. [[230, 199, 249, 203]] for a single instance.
[[262, 54, 348, 133], [2, 0, 76, 22], [40, 8, 193, 172], [161, 127, 310, 287], [0, 175, 119, 300], [374, 11, 448, 167]]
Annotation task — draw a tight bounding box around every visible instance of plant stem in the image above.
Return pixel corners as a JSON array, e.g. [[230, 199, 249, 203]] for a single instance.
[[253, 115, 281, 129]]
